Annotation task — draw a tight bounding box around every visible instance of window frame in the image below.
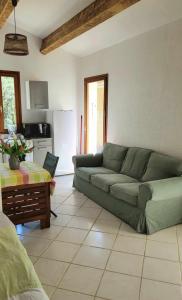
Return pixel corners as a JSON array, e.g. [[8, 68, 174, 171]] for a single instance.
[[84, 74, 108, 154], [0, 70, 22, 133]]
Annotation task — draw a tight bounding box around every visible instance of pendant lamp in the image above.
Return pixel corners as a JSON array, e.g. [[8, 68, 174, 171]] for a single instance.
[[4, 0, 29, 56]]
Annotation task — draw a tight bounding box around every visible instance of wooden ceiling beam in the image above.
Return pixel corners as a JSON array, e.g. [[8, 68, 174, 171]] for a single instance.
[[0, 0, 14, 29], [40, 0, 140, 55]]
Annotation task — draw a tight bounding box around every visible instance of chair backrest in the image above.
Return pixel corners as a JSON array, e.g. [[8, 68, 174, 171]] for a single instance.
[[43, 152, 59, 178]]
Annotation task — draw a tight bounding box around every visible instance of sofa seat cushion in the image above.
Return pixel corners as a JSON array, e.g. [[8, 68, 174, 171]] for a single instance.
[[121, 147, 152, 180], [110, 183, 140, 207], [103, 143, 128, 172], [142, 152, 182, 181], [76, 167, 115, 182], [91, 173, 138, 193]]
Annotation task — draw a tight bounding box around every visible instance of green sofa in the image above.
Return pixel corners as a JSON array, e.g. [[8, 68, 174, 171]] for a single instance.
[[73, 143, 182, 234]]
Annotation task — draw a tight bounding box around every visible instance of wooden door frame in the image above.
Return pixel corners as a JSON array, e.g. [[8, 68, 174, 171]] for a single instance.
[[84, 74, 108, 154], [0, 70, 22, 133]]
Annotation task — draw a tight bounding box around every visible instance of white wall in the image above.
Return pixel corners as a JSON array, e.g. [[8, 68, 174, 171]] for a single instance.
[[2, 19, 182, 159], [0, 23, 79, 123], [78, 18, 182, 158]]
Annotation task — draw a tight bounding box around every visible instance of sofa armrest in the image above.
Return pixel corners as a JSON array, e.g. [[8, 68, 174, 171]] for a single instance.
[[138, 177, 182, 210], [72, 153, 103, 169]]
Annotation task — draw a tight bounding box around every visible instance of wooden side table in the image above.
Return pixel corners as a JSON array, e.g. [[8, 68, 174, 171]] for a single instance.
[[2, 182, 50, 228]]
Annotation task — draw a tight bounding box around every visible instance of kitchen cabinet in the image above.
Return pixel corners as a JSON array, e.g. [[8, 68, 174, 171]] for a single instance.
[[0, 154, 3, 163], [26, 81, 49, 110], [25, 139, 33, 162], [33, 138, 52, 166]]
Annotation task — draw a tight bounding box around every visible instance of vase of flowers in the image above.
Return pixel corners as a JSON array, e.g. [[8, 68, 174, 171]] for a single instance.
[[9, 153, 20, 170], [0, 134, 33, 170]]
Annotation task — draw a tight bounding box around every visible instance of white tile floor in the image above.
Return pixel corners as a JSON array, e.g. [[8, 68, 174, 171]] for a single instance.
[[17, 175, 182, 300]]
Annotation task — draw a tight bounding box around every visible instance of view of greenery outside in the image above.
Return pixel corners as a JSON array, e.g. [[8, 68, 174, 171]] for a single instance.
[[1, 76, 17, 130]]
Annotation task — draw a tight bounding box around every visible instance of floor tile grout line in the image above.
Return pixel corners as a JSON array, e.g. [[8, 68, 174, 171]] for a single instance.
[[34, 249, 138, 278], [22, 238, 54, 258], [55, 209, 102, 218], [66, 224, 119, 234], [49, 262, 71, 299], [50, 203, 110, 298], [146, 238, 179, 245], [41, 262, 182, 298], [52, 222, 178, 249], [72, 203, 107, 247], [17, 227, 64, 241], [141, 253, 181, 264], [34, 232, 63, 257], [53, 190, 75, 206], [141, 254, 179, 263], [54, 199, 100, 291], [51, 189, 74, 205], [21, 229, 181, 263], [51, 212, 179, 243], [21, 230, 181, 263], [53, 212, 147, 237], [64, 191, 88, 206], [44, 178, 76, 299], [139, 276, 182, 287], [29, 239, 181, 265], [93, 219, 123, 298], [50, 286, 104, 299], [39, 255, 181, 290], [46, 274, 182, 298], [139, 229, 147, 300], [175, 225, 182, 282], [31, 242, 182, 289]]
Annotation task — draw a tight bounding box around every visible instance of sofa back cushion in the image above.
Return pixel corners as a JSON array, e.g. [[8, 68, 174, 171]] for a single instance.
[[121, 147, 152, 180], [103, 143, 128, 172], [142, 152, 182, 181]]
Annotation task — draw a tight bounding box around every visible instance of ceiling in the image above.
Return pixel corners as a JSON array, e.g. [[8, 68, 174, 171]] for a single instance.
[[8, 0, 93, 38], [8, 0, 182, 57]]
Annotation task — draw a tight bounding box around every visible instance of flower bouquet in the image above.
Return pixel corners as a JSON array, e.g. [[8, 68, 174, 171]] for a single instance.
[[0, 134, 33, 170]]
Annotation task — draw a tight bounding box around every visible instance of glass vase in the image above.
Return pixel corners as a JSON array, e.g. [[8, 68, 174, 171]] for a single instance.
[[9, 154, 20, 170]]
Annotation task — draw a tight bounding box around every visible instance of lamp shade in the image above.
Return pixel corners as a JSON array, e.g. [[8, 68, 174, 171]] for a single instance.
[[4, 33, 29, 56]]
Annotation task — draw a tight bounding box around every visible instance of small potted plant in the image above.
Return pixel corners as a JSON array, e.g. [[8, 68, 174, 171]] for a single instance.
[[0, 134, 33, 170]]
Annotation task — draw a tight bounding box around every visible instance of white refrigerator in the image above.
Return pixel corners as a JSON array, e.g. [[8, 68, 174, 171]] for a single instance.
[[46, 110, 77, 176]]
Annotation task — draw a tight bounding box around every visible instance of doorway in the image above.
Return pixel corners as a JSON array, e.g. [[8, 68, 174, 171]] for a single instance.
[[84, 74, 108, 154]]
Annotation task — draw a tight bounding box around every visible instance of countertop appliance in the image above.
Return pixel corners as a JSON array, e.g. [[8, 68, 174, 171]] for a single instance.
[[46, 110, 76, 175], [21, 123, 51, 139]]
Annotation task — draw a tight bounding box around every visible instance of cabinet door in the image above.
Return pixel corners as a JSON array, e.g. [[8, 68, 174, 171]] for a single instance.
[[33, 146, 52, 166], [26, 81, 49, 110], [33, 138, 52, 147], [25, 140, 33, 162], [2, 154, 9, 163], [25, 152, 33, 162]]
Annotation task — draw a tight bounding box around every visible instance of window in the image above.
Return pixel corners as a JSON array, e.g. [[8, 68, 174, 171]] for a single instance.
[[0, 71, 22, 133]]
